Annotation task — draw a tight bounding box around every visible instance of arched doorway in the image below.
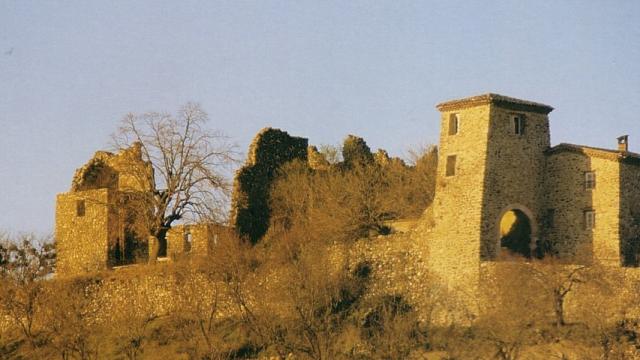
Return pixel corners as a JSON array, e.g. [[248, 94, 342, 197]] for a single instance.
[[498, 208, 534, 259]]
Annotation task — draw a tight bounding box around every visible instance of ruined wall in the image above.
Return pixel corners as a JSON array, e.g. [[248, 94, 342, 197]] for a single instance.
[[231, 128, 308, 244], [307, 146, 330, 170], [107, 142, 154, 192], [480, 261, 640, 324], [339, 232, 458, 322], [71, 143, 153, 193], [56, 144, 154, 277], [166, 223, 229, 258], [55, 189, 116, 276]]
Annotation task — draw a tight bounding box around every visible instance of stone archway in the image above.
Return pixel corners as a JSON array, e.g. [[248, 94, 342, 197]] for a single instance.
[[497, 205, 538, 259]]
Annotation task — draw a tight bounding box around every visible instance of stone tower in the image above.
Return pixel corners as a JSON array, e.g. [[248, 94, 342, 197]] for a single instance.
[[425, 94, 554, 294], [55, 143, 154, 276]]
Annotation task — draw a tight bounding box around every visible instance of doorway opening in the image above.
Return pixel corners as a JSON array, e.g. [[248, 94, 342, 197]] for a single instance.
[[499, 209, 533, 258]]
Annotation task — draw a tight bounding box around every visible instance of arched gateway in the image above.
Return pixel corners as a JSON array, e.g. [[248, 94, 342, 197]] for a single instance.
[[497, 205, 538, 259]]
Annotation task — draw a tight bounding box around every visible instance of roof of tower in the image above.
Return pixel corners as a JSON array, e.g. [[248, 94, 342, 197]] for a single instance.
[[547, 143, 640, 164], [436, 93, 554, 114]]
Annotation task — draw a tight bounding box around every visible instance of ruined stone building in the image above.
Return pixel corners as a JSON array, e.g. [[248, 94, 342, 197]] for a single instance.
[[55, 93, 640, 284], [424, 93, 640, 293], [231, 128, 309, 244], [55, 143, 223, 276]]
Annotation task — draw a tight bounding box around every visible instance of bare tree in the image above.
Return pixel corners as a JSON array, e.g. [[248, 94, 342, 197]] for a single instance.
[[529, 260, 591, 328], [109, 275, 163, 360], [360, 295, 427, 360], [167, 259, 246, 360], [41, 277, 105, 360], [112, 103, 238, 257], [0, 233, 55, 353]]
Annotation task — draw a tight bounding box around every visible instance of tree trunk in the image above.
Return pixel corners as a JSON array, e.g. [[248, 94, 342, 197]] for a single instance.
[[554, 295, 565, 327], [155, 227, 169, 258]]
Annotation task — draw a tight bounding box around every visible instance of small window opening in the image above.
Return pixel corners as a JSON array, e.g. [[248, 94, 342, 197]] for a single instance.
[[446, 155, 457, 176], [76, 200, 86, 217], [584, 210, 595, 230], [513, 115, 525, 135], [448, 113, 459, 135], [184, 232, 192, 253], [585, 171, 596, 190]]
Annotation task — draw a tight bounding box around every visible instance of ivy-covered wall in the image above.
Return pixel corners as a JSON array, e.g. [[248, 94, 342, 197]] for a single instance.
[[231, 128, 308, 244]]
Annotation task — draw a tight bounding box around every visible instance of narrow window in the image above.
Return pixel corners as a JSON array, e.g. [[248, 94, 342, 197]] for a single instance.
[[76, 200, 86, 217], [446, 155, 457, 176], [585, 171, 596, 190], [513, 115, 525, 135], [584, 210, 595, 230], [448, 113, 459, 135]]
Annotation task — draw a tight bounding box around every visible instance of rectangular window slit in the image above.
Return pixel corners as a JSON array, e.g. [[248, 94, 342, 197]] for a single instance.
[[584, 210, 595, 230], [446, 155, 457, 176], [585, 171, 596, 190], [449, 113, 459, 135], [513, 115, 525, 135]]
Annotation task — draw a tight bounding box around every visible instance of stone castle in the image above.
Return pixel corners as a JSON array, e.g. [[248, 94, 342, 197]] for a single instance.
[[55, 93, 640, 296], [55, 142, 227, 276], [424, 93, 640, 296]]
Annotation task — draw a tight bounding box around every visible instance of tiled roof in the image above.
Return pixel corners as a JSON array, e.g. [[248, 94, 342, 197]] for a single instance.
[[546, 143, 640, 164], [436, 93, 554, 114]]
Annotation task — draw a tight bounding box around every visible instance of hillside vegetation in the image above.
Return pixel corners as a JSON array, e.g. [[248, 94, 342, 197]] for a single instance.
[[2, 141, 640, 359]]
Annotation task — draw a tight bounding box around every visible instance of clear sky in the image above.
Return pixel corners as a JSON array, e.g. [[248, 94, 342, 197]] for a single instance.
[[1, 1, 639, 234]]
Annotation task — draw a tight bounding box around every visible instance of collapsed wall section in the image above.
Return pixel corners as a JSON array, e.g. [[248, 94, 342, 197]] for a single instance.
[[56, 143, 154, 276], [166, 223, 230, 258], [231, 128, 308, 244]]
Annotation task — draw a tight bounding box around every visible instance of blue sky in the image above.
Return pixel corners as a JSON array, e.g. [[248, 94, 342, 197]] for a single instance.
[[1, 1, 639, 234]]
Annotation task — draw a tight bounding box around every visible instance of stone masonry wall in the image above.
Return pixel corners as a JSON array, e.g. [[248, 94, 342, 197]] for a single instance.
[[620, 161, 640, 266], [166, 223, 228, 258], [585, 156, 621, 264], [425, 104, 491, 296], [56, 189, 115, 276], [545, 152, 621, 263], [231, 128, 308, 244], [57, 144, 154, 277], [479, 106, 550, 259], [71, 143, 153, 194]]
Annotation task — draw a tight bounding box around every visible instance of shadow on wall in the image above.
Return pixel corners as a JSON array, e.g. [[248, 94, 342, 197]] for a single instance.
[[489, 154, 595, 263], [538, 153, 594, 263], [232, 128, 308, 244], [620, 157, 640, 267], [499, 209, 533, 258]]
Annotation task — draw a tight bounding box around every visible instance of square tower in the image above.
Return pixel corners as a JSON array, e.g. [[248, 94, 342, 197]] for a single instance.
[[425, 94, 553, 294]]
